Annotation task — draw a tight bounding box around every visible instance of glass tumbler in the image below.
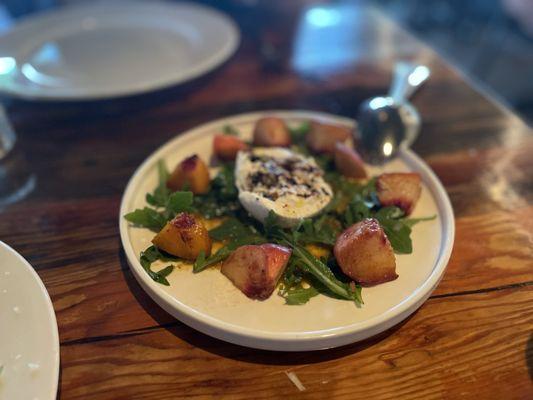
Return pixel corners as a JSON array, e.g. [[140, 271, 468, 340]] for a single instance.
[[0, 105, 34, 209]]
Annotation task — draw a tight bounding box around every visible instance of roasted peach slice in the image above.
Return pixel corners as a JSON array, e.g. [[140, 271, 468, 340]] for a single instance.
[[166, 154, 210, 194], [376, 172, 421, 215], [334, 218, 397, 286], [152, 213, 212, 260], [333, 142, 367, 179], [253, 117, 291, 147], [221, 244, 292, 300], [305, 121, 351, 154], [213, 134, 249, 161]]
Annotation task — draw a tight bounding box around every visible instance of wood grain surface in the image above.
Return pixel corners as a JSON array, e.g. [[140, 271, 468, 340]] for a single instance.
[[1, 2, 531, 399]]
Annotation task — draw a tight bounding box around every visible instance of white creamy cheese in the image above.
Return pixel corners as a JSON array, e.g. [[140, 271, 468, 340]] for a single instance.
[[235, 147, 333, 227]]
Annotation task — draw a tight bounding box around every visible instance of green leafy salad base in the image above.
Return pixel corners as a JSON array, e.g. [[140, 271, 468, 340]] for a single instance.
[[124, 123, 434, 306]]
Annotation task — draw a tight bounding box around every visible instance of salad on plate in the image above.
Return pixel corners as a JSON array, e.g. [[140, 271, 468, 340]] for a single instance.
[[124, 116, 433, 306]]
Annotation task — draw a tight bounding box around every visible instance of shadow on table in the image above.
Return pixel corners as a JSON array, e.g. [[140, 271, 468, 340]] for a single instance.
[[527, 333, 533, 381], [56, 362, 62, 400], [168, 319, 411, 366], [118, 248, 178, 326], [119, 247, 415, 366]]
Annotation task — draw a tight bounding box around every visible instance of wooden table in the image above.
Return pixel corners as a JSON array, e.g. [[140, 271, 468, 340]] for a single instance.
[[2, 2, 532, 399]]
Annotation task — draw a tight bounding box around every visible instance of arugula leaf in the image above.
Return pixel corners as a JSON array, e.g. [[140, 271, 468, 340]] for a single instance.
[[315, 154, 335, 172], [140, 246, 178, 285], [337, 191, 435, 254], [288, 121, 311, 143], [125, 191, 193, 231], [338, 204, 414, 254], [293, 216, 341, 246], [208, 218, 265, 242], [156, 265, 174, 278], [166, 191, 194, 215], [193, 247, 232, 273], [193, 240, 245, 273], [193, 250, 207, 270], [208, 218, 248, 240], [127, 159, 193, 230], [264, 212, 362, 305], [195, 213, 268, 273], [222, 125, 240, 136], [193, 163, 241, 219], [286, 242, 363, 305], [404, 215, 437, 228], [212, 163, 238, 200], [374, 206, 404, 220], [146, 160, 171, 207], [280, 285, 319, 305], [124, 208, 167, 231], [327, 173, 373, 197], [350, 281, 364, 304], [194, 223, 267, 273], [378, 219, 413, 254], [291, 143, 311, 157], [326, 175, 377, 215], [280, 257, 304, 289], [278, 256, 317, 306], [263, 210, 283, 237], [193, 195, 241, 219], [342, 199, 372, 226], [374, 207, 415, 254]]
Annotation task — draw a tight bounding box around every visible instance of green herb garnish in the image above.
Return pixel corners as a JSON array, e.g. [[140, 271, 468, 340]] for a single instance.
[[288, 121, 311, 143], [208, 218, 264, 242], [193, 218, 268, 273], [403, 215, 438, 228], [263, 211, 363, 305], [193, 236, 266, 273], [124, 191, 193, 232], [284, 240, 363, 305], [280, 285, 319, 305], [291, 216, 342, 246], [145, 160, 171, 207], [375, 210, 436, 254], [124, 161, 194, 231], [123, 207, 167, 231], [166, 191, 194, 215], [140, 246, 178, 286], [211, 163, 238, 200], [193, 163, 242, 219], [222, 125, 240, 136], [193, 247, 231, 273], [340, 203, 436, 254]]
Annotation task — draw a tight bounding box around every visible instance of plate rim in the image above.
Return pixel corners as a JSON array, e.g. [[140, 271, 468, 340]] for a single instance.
[[0, 240, 60, 399], [119, 110, 455, 351], [0, 0, 240, 100]]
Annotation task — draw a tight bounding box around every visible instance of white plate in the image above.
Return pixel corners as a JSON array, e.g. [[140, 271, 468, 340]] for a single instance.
[[0, 241, 59, 399], [0, 1, 239, 100], [119, 111, 454, 351]]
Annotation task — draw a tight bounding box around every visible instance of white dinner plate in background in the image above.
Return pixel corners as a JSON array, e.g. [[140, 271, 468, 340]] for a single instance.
[[0, 1, 240, 100], [119, 111, 454, 351]]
